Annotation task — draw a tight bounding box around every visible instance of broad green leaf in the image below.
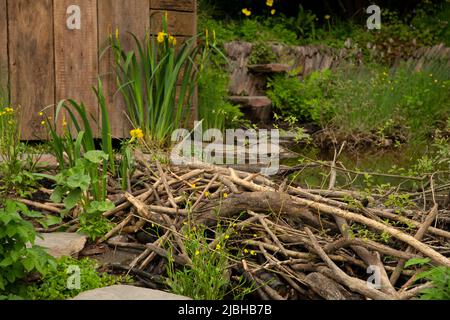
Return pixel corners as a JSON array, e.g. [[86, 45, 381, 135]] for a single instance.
[[50, 187, 64, 204], [67, 173, 91, 191], [63, 189, 83, 210], [84, 150, 109, 164], [405, 257, 431, 268]]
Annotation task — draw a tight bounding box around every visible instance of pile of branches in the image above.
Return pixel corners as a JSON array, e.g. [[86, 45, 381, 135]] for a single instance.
[[22, 153, 450, 300]]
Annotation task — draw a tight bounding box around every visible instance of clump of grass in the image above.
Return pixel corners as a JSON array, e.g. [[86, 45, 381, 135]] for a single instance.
[[330, 61, 450, 143], [166, 223, 253, 300]]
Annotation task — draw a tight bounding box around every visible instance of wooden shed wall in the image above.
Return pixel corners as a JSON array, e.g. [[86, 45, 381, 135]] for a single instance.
[[0, 0, 197, 140]]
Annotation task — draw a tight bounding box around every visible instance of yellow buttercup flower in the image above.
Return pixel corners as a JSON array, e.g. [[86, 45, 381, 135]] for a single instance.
[[224, 235, 230, 240], [223, 193, 229, 199], [195, 250, 200, 256], [242, 8, 251, 17], [266, 0, 274, 7], [216, 244, 221, 250], [271, 9, 276, 15], [325, 15, 331, 20], [157, 31, 167, 43], [250, 250, 257, 256], [204, 191, 211, 198], [38, 111, 44, 117], [130, 128, 144, 139], [41, 121, 46, 126]]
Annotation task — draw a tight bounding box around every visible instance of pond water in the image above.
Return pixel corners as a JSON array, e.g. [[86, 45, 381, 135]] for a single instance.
[[283, 143, 430, 190]]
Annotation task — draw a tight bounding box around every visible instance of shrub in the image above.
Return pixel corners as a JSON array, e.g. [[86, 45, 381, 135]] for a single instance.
[[267, 70, 334, 125], [0, 200, 55, 299]]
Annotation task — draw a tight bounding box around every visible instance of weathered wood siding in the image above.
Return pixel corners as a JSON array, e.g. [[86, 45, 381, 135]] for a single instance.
[[1, 0, 197, 139]]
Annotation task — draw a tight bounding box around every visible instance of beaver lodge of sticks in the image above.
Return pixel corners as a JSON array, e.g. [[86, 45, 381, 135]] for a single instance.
[[18, 150, 450, 300]]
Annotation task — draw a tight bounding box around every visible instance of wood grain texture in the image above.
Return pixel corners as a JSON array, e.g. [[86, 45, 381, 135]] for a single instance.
[[150, 10, 196, 36], [0, 0, 8, 94], [54, 0, 99, 135], [150, 0, 195, 12], [8, 0, 54, 140], [98, 0, 150, 138]]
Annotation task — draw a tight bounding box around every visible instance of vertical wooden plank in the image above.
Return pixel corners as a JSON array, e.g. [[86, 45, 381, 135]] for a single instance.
[[54, 0, 98, 134], [98, 0, 150, 137], [0, 0, 8, 96], [8, 0, 54, 140]]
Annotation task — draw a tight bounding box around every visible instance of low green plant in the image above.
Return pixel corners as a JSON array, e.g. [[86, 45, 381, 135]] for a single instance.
[[42, 150, 114, 240], [384, 193, 415, 214], [248, 41, 277, 65], [28, 256, 131, 300], [0, 200, 56, 299], [166, 224, 253, 300]]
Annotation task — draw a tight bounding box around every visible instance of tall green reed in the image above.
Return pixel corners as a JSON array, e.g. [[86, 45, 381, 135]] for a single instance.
[[110, 15, 220, 145]]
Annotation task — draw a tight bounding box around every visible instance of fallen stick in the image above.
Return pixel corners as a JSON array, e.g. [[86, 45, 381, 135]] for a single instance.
[[390, 204, 439, 286], [323, 238, 419, 261], [98, 214, 133, 244], [16, 198, 62, 214], [305, 228, 394, 300]]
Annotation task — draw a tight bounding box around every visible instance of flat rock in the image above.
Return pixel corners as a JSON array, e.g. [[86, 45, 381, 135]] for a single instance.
[[248, 63, 290, 74], [229, 96, 272, 108], [72, 285, 191, 300], [35, 232, 87, 258], [229, 96, 272, 123]]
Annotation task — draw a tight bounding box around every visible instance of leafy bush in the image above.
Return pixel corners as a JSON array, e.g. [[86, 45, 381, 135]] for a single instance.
[[28, 256, 131, 300], [0, 200, 55, 299], [267, 70, 334, 125], [405, 257, 450, 300], [417, 266, 450, 300]]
